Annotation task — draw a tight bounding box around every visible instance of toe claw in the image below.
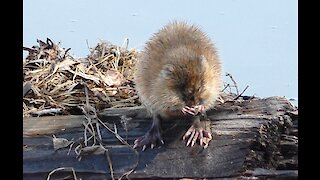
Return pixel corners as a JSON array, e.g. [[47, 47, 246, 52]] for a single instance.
[[204, 142, 209, 149], [191, 131, 199, 147], [133, 143, 138, 149], [191, 140, 195, 147], [186, 139, 191, 147], [186, 130, 195, 147]]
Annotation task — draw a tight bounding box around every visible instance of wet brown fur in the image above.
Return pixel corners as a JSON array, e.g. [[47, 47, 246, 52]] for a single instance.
[[134, 21, 222, 119]]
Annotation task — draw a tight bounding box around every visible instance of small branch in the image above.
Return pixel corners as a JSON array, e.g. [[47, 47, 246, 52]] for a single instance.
[[46, 167, 78, 180], [105, 149, 115, 180], [234, 85, 249, 100], [221, 83, 230, 92], [226, 73, 239, 95], [63, 48, 71, 59], [31, 108, 63, 116]]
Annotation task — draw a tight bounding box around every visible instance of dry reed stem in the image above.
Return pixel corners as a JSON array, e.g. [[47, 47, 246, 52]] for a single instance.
[[46, 167, 78, 180]]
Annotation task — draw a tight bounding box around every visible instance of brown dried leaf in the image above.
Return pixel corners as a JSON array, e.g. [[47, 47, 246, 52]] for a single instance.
[[102, 69, 127, 87], [52, 136, 73, 150]]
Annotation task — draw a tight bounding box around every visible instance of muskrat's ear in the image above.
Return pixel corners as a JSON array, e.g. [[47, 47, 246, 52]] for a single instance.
[[161, 64, 175, 79], [200, 55, 207, 62], [199, 55, 207, 67]]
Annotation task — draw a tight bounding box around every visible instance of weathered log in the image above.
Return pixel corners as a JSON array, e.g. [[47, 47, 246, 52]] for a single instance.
[[23, 96, 298, 179]]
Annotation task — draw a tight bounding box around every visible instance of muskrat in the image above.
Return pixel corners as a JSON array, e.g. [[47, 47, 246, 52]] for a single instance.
[[133, 21, 222, 150]]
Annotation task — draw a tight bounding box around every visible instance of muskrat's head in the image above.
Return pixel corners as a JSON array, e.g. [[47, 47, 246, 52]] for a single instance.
[[158, 55, 214, 112]]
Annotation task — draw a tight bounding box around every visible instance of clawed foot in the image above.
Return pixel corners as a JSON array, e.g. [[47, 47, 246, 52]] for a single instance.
[[182, 122, 212, 148], [182, 105, 205, 116], [133, 127, 164, 151]]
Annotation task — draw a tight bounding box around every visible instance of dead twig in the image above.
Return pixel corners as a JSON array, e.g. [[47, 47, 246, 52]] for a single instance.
[[234, 85, 250, 100], [221, 83, 230, 92], [226, 73, 239, 95], [46, 167, 78, 180], [30, 108, 63, 116], [105, 149, 115, 180]]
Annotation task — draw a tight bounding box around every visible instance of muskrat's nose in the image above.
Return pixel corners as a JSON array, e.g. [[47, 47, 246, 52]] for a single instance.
[[186, 101, 195, 107], [199, 99, 205, 106]]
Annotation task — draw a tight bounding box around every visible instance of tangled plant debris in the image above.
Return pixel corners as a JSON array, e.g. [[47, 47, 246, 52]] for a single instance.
[[23, 38, 139, 117]]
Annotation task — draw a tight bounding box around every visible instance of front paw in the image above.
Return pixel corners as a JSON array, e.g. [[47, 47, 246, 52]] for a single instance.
[[182, 105, 205, 116]]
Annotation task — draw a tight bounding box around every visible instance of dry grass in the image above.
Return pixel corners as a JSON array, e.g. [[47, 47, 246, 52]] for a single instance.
[[23, 38, 139, 117]]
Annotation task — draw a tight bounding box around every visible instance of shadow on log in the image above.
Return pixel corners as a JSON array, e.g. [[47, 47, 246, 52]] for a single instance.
[[23, 95, 298, 179]]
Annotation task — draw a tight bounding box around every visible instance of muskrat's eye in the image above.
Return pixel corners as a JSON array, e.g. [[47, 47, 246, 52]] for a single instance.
[[187, 88, 193, 95]]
